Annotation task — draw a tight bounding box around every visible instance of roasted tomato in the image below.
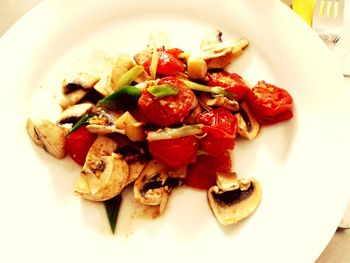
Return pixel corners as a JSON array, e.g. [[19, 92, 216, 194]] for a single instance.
[[207, 71, 250, 101], [197, 107, 238, 156], [247, 80, 293, 125], [143, 47, 185, 76], [138, 77, 195, 126], [148, 136, 199, 168], [185, 152, 232, 190], [66, 126, 97, 165]]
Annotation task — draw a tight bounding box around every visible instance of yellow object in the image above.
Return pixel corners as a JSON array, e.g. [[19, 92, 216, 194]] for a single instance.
[[292, 0, 316, 25]]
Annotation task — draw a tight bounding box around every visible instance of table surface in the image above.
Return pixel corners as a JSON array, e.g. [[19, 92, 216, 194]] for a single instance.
[[1, 0, 349, 262]]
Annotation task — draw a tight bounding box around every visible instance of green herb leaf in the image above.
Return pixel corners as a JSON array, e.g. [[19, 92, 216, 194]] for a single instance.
[[66, 113, 94, 136], [104, 195, 122, 234], [147, 84, 179, 98], [97, 85, 141, 110], [114, 65, 144, 91]]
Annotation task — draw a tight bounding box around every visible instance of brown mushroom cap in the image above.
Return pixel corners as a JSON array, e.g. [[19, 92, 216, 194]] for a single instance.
[[208, 173, 262, 225]]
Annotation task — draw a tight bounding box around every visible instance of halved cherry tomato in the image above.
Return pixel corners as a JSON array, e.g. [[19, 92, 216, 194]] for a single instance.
[[148, 136, 199, 168], [185, 152, 231, 190], [165, 48, 184, 58], [66, 126, 96, 166], [143, 47, 185, 76], [207, 71, 250, 101], [247, 80, 293, 125], [197, 108, 238, 156], [138, 77, 195, 126]]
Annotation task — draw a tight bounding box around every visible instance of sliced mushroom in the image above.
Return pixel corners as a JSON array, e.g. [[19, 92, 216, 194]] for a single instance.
[[208, 172, 262, 225], [236, 102, 260, 140], [116, 141, 149, 185], [57, 102, 94, 125], [134, 159, 183, 216], [115, 111, 145, 142], [75, 135, 129, 201], [26, 118, 67, 159], [86, 109, 124, 135], [187, 30, 249, 78], [201, 31, 249, 69], [60, 73, 100, 109], [200, 93, 240, 112]]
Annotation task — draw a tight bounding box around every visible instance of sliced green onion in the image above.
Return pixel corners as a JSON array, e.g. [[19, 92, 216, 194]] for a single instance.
[[114, 65, 144, 91], [97, 85, 141, 110], [180, 79, 236, 100], [147, 124, 204, 141], [147, 84, 179, 98], [66, 113, 94, 136], [104, 195, 122, 234], [180, 79, 211, 92]]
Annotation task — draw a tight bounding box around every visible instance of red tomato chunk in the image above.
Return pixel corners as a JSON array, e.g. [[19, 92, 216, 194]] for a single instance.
[[185, 152, 232, 190], [148, 136, 199, 168], [66, 126, 96, 166], [197, 107, 238, 156], [207, 71, 250, 101], [143, 48, 185, 76], [138, 77, 195, 127], [247, 80, 293, 125]]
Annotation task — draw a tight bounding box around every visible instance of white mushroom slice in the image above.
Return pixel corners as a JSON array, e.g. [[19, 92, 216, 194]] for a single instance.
[[62, 72, 100, 95], [60, 73, 100, 109], [200, 93, 240, 112], [216, 172, 239, 191], [86, 109, 124, 135], [59, 90, 87, 109], [85, 135, 117, 158], [75, 135, 129, 201], [134, 159, 183, 215], [126, 159, 148, 186], [236, 102, 260, 140], [57, 102, 94, 125], [190, 30, 249, 71], [208, 173, 262, 225], [116, 111, 145, 142], [200, 30, 223, 51], [76, 154, 129, 201], [26, 118, 67, 159], [205, 39, 249, 69]]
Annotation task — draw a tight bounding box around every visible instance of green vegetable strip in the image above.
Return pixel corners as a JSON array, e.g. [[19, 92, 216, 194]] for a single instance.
[[114, 65, 144, 91], [97, 85, 141, 110], [66, 114, 94, 136], [104, 195, 122, 234], [180, 79, 236, 100], [180, 79, 211, 92], [147, 84, 179, 98]]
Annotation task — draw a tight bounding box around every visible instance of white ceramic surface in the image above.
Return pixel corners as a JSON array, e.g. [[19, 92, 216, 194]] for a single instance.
[[1, 0, 350, 262]]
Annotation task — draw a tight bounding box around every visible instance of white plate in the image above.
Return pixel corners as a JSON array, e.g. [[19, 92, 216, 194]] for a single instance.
[[1, 0, 350, 262]]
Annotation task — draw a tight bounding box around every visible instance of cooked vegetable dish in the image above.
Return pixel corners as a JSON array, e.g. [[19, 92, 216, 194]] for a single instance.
[[27, 30, 294, 232]]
